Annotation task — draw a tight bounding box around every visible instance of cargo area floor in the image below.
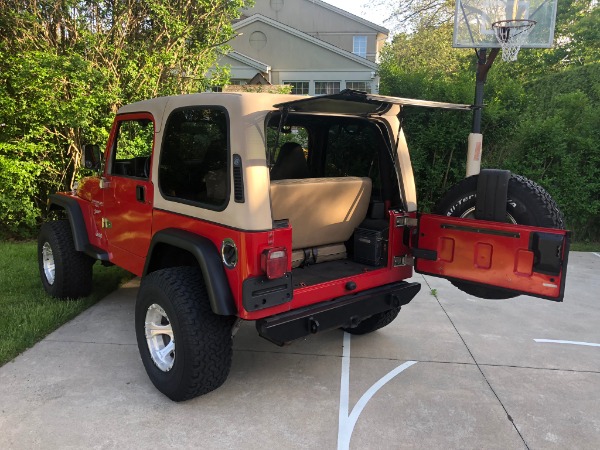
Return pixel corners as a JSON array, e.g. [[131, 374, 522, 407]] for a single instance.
[[291, 259, 377, 288]]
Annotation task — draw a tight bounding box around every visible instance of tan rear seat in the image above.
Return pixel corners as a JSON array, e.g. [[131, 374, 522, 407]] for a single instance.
[[270, 177, 372, 250]]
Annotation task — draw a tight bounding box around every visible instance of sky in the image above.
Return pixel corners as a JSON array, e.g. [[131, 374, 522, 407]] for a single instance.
[[320, 0, 389, 29]]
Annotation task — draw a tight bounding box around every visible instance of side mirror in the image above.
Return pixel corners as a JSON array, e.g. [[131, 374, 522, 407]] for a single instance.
[[83, 144, 103, 171]]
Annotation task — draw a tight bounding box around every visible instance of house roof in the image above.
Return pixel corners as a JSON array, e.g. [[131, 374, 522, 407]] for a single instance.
[[312, 0, 389, 35], [226, 51, 271, 73], [233, 14, 380, 70]]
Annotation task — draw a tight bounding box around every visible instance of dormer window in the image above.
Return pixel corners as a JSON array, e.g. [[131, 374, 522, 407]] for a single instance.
[[353, 36, 367, 58]]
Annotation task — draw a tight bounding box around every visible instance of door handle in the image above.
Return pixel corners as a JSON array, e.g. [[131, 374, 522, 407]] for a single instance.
[[136, 185, 145, 203]]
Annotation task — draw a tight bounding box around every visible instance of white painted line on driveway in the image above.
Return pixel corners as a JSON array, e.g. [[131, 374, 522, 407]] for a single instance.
[[338, 332, 417, 450], [593, 252, 600, 259], [535, 339, 600, 347]]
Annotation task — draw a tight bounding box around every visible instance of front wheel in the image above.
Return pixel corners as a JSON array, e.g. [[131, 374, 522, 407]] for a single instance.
[[135, 267, 235, 401], [38, 220, 94, 299], [434, 173, 565, 299]]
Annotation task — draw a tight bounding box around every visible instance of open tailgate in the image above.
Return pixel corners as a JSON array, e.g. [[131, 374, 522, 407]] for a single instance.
[[413, 213, 570, 301]]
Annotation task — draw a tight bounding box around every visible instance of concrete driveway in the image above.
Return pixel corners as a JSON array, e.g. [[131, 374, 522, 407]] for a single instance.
[[1, 252, 599, 449]]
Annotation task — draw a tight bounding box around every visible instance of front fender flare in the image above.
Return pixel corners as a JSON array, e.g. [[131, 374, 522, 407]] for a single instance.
[[48, 194, 108, 261]]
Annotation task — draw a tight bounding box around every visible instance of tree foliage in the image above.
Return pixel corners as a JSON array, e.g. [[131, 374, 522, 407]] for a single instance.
[[372, 0, 455, 30], [379, 0, 600, 240], [0, 0, 251, 238]]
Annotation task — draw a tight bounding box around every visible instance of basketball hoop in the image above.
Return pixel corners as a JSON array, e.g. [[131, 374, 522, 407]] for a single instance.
[[492, 19, 537, 62]]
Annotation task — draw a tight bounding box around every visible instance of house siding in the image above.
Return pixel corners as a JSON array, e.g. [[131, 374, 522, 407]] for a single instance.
[[219, 0, 388, 95], [241, 0, 387, 62]]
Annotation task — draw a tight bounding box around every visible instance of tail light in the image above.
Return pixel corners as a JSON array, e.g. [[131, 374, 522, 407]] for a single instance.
[[261, 247, 288, 280]]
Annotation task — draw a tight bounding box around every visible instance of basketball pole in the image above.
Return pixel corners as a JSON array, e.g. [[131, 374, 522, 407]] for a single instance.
[[466, 47, 499, 177]]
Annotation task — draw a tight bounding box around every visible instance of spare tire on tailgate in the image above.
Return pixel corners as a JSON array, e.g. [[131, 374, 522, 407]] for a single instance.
[[435, 173, 565, 299]]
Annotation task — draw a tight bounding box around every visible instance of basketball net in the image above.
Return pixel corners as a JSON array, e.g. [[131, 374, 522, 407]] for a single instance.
[[492, 20, 537, 62]]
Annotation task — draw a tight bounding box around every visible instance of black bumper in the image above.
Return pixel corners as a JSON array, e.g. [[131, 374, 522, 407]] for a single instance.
[[256, 281, 421, 346]]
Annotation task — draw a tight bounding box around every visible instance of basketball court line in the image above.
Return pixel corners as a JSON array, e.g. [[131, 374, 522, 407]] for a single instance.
[[535, 339, 600, 347], [337, 332, 417, 450]]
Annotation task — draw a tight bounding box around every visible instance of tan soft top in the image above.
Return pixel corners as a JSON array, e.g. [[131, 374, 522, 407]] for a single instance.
[[117, 92, 308, 133]]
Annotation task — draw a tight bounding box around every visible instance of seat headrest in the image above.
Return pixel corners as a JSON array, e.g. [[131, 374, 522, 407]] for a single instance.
[[270, 142, 310, 180]]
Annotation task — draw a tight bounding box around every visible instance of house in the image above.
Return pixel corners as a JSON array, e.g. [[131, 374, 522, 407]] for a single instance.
[[217, 0, 389, 95]]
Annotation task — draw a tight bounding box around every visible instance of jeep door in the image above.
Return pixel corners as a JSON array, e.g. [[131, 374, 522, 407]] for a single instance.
[[102, 113, 154, 272]]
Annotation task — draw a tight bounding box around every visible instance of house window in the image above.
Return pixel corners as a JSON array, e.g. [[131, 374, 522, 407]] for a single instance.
[[353, 36, 367, 58], [346, 81, 372, 93], [284, 81, 309, 95], [229, 79, 248, 85], [159, 107, 229, 209], [315, 81, 340, 95]]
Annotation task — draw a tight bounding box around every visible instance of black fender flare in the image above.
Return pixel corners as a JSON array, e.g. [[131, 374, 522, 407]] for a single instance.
[[48, 194, 109, 261], [143, 229, 236, 316]]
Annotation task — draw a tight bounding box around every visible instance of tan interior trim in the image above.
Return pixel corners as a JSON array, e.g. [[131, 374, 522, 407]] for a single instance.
[[271, 177, 372, 249]]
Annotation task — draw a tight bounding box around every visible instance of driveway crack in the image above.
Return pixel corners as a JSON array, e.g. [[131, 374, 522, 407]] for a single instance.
[[421, 274, 530, 450]]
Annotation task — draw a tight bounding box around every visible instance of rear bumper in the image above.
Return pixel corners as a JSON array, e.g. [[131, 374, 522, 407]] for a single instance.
[[256, 281, 421, 346]]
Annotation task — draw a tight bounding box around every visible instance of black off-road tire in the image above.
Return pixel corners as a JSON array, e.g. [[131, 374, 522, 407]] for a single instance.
[[434, 173, 565, 299], [342, 307, 401, 335], [135, 267, 235, 402], [38, 220, 94, 299]]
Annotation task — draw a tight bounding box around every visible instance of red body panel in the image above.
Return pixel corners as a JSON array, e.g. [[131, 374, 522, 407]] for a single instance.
[[414, 213, 569, 300], [252, 210, 413, 319], [151, 210, 413, 320], [152, 210, 292, 319], [103, 175, 153, 275], [55, 190, 103, 251], [75, 177, 105, 249]]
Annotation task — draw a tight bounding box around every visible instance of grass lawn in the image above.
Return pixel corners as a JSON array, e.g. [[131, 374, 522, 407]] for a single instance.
[[1, 237, 596, 368], [571, 241, 600, 252], [0, 241, 131, 367]]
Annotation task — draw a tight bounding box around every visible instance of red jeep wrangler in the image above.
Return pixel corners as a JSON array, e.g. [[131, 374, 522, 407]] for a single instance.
[[38, 91, 569, 401]]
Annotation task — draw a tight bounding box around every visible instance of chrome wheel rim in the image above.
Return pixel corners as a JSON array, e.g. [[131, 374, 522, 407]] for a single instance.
[[42, 242, 56, 285], [145, 304, 175, 372], [460, 207, 517, 224]]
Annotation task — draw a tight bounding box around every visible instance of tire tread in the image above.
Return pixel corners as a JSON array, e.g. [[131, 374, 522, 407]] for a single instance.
[[137, 267, 234, 401], [38, 220, 93, 298]]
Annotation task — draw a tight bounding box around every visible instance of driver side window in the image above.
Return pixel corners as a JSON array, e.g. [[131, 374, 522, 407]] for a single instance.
[[110, 118, 154, 179]]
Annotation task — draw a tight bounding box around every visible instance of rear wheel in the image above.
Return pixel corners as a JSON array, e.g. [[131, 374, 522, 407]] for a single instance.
[[342, 307, 401, 335], [435, 173, 565, 299], [135, 267, 235, 401], [38, 220, 94, 298]]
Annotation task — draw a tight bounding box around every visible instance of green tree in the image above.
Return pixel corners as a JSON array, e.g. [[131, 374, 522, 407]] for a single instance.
[[0, 0, 251, 238], [378, 0, 600, 239], [379, 24, 509, 210], [505, 70, 600, 240]]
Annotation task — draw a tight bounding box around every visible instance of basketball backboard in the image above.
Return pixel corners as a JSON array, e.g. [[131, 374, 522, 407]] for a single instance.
[[453, 0, 558, 48]]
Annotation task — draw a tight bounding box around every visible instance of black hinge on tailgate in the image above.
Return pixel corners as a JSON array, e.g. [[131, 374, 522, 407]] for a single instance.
[[394, 215, 437, 266]]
